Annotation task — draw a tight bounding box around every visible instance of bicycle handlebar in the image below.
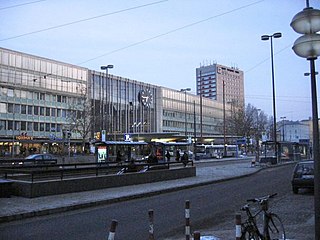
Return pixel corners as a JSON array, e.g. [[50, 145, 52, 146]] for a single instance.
[[247, 193, 277, 203]]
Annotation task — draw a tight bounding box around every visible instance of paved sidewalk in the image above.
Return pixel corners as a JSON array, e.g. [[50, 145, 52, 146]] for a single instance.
[[0, 159, 259, 223]]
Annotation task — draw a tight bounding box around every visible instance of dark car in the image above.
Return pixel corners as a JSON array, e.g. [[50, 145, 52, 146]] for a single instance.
[[291, 160, 314, 194], [24, 154, 57, 165]]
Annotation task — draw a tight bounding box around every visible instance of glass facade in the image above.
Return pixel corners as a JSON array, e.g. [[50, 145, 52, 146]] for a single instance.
[[161, 88, 225, 139], [0, 47, 88, 155], [0, 47, 227, 156], [90, 71, 158, 139]]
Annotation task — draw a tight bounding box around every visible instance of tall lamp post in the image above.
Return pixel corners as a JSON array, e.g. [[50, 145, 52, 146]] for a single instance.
[[261, 32, 282, 162], [180, 88, 191, 141], [256, 109, 261, 163], [280, 116, 286, 141], [291, 2, 320, 238], [100, 65, 113, 135]]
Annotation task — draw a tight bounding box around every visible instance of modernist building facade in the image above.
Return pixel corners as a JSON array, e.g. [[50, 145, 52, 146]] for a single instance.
[[0, 47, 227, 156], [196, 63, 245, 107]]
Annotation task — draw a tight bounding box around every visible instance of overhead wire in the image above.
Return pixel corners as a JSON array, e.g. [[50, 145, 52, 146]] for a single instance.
[[78, 0, 265, 65], [0, 0, 46, 11], [0, 0, 168, 42]]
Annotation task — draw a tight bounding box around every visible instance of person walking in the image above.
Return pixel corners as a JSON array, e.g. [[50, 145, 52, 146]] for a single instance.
[[181, 151, 189, 167], [175, 149, 181, 162], [165, 150, 171, 162]]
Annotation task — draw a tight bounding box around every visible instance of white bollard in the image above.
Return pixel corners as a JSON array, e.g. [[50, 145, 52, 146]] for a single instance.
[[185, 200, 191, 240], [107, 219, 118, 240]]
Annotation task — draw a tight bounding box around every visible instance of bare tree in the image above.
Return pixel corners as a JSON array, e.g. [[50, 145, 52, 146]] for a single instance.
[[67, 85, 94, 154], [226, 103, 269, 141]]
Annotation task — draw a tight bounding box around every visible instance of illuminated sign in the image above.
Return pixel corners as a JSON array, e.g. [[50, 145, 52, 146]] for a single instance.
[[15, 135, 33, 141], [97, 146, 107, 162]]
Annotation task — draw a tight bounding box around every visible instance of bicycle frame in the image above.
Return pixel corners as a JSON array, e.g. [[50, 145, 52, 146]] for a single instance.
[[242, 204, 264, 239], [241, 193, 285, 240]]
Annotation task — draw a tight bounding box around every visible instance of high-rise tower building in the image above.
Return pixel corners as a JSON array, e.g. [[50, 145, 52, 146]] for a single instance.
[[196, 63, 244, 107]]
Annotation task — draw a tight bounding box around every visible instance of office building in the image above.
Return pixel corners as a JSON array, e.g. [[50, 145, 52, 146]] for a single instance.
[[196, 63, 244, 107]]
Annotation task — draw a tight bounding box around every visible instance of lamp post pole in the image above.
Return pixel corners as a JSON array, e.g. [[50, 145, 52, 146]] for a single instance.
[[100, 65, 113, 135], [223, 80, 227, 157], [256, 109, 261, 163], [180, 88, 191, 141], [291, 3, 320, 238], [261, 32, 282, 163], [280, 116, 286, 141]]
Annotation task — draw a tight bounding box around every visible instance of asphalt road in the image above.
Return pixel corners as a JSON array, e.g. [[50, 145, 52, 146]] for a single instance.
[[0, 164, 294, 240]]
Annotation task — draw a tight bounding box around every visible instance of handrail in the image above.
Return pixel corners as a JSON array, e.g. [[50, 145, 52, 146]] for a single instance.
[[0, 160, 194, 182]]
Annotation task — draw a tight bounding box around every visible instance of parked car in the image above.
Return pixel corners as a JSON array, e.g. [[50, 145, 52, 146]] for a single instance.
[[291, 160, 314, 194], [23, 154, 57, 165]]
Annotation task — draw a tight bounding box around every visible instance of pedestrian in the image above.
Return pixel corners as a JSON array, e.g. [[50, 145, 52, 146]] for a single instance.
[[148, 152, 158, 164], [165, 150, 171, 162], [176, 150, 181, 162], [181, 151, 189, 167], [116, 150, 122, 165]]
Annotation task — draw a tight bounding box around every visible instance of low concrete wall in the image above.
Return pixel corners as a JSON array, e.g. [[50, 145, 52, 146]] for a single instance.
[[11, 167, 196, 198]]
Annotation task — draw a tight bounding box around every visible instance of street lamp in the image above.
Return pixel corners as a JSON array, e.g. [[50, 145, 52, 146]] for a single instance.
[[180, 88, 191, 140], [100, 65, 113, 135], [261, 32, 282, 162], [280, 116, 286, 141], [256, 109, 261, 163], [291, 2, 320, 238]]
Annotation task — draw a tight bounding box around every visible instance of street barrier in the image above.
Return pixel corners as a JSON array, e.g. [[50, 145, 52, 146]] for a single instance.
[[107, 219, 118, 240], [235, 213, 241, 240], [185, 200, 191, 240], [148, 209, 155, 240], [105, 200, 223, 239], [193, 231, 201, 240]]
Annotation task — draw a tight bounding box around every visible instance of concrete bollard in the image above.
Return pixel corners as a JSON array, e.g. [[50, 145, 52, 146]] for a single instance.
[[107, 219, 118, 240], [148, 209, 155, 240], [193, 231, 201, 240], [185, 200, 191, 240], [235, 213, 241, 240]]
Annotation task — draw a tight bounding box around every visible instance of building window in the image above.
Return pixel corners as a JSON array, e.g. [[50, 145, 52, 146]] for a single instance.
[[21, 105, 26, 114], [34, 122, 38, 131], [40, 107, 45, 116], [51, 123, 56, 132], [21, 121, 26, 131], [7, 103, 14, 113], [27, 122, 32, 131], [46, 107, 50, 116], [28, 106, 33, 115], [46, 123, 50, 132], [51, 108, 56, 117], [40, 93, 45, 100], [8, 120, 13, 130], [0, 120, 6, 130], [34, 106, 39, 115]]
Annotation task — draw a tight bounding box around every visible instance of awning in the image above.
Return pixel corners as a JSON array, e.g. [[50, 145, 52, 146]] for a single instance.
[[96, 141, 148, 146]]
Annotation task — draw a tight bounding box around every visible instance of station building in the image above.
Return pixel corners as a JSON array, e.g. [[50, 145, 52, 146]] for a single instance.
[[0, 47, 229, 156]]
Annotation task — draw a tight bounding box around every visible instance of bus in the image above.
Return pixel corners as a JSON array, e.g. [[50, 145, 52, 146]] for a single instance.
[[195, 144, 238, 159]]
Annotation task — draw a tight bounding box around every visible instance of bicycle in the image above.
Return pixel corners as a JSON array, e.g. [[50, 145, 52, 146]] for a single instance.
[[240, 193, 286, 240]]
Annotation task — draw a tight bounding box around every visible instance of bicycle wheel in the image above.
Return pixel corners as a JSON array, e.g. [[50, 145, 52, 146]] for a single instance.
[[267, 213, 286, 240], [241, 225, 261, 240]]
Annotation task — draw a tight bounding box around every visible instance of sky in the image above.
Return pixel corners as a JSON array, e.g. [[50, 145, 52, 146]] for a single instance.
[[1, 0, 320, 122]]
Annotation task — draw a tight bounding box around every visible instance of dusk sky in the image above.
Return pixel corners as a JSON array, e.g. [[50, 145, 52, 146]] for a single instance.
[[1, 0, 320, 121]]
